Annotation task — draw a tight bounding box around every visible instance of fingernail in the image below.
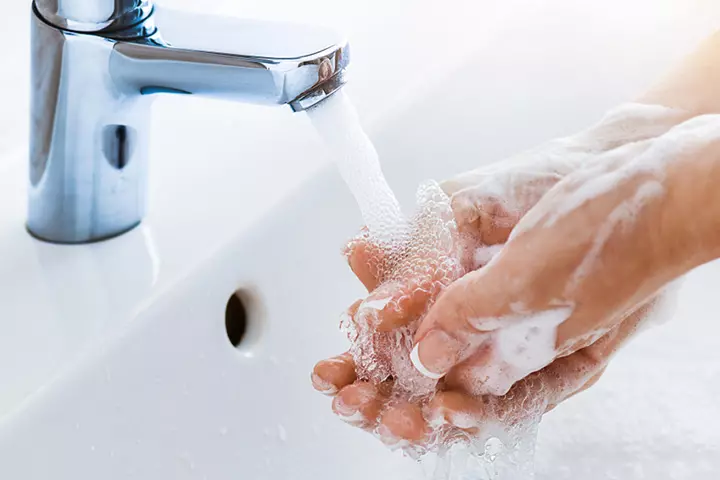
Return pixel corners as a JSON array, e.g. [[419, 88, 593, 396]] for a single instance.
[[360, 295, 393, 313], [333, 396, 357, 417], [410, 344, 444, 379], [333, 396, 368, 426], [310, 372, 338, 396], [411, 330, 461, 379], [337, 409, 366, 425], [377, 424, 404, 448]]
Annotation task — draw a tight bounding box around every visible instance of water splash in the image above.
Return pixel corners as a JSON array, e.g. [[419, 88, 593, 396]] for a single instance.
[[307, 92, 543, 480]]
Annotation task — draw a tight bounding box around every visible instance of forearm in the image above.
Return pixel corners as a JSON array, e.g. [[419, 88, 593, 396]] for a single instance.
[[640, 30, 720, 115], [663, 120, 720, 273], [578, 30, 720, 150], [587, 31, 720, 276], [580, 30, 720, 279]]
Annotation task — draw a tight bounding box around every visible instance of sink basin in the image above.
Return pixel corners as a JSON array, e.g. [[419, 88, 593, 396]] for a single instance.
[[1, 0, 720, 479]]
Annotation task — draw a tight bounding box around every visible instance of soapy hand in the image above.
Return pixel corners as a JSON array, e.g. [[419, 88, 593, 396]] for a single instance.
[[314, 233, 661, 447], [312, 102, 696, 447], [412, 114, 720, 396]]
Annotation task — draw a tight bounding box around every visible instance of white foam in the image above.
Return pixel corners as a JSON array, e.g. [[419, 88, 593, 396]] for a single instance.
[[361, 296, 393, 311], [445, 103, 691, 246], [516, 113, 720, 237], [466, 308, 573, 396], [497, 310, 570, 369]]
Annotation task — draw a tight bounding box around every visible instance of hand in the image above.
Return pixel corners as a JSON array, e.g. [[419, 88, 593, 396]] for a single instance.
[[312, 102, 690, 448], [412, 114, 720, 398], [314, 291, 654, 448], [314, 233, 664, 448]]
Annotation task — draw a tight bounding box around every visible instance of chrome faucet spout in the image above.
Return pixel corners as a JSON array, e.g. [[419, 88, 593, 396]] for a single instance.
[[29, 1, 350, 243]]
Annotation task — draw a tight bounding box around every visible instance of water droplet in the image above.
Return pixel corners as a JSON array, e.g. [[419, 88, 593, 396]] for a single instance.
[[219, 427, 229, 436], [277, 425, 288, 442]]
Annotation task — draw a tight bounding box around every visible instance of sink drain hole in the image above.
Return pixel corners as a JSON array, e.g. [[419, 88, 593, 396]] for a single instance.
[[225, 292, 249, 347]]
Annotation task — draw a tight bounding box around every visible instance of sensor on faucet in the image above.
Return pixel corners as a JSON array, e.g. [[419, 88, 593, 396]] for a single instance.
[[29, 0, 350, 243]]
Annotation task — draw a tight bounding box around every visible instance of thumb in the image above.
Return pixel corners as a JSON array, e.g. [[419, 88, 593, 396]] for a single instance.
[[411, 266, 572, 382], [410, 268, 507, 380]]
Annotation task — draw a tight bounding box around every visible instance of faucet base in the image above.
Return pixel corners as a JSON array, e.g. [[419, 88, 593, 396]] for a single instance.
[[26, 221, 143, 245]]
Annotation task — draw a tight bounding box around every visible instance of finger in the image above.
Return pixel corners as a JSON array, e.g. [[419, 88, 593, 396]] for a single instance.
[[455, 350, 606, 422], [427, 390, 485, 433], [345, 232, 439, 333], [410, 269, 515, 380], [354, 278, 438, 333], [311, 352, 357, 396], [441, 342, 496, 395], [566, 297, 653, 365], [332, 382, 385, 429], [519, 301, 651, 411], [377, 402, 429, 447], [450, 193, 518, 246], [410, 251, 646, 382], [345, 231, 385, 292], [342, 298, 363, 328], [435, 290, 653, 404], [444, 170, 565, 246], [427, 304, 645, 431]]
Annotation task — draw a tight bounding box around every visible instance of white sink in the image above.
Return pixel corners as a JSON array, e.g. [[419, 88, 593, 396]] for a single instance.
[[1, 1, 720, 479]]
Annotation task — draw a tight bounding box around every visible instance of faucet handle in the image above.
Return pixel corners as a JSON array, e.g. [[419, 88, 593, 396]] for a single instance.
[[34, 0, 154, 32]]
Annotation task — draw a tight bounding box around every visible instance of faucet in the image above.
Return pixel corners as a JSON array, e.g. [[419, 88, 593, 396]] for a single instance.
[[29, 0, 350, 243]]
